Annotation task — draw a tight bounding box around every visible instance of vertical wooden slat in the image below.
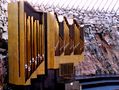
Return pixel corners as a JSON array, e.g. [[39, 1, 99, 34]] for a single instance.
[[24, 12, 28, 81], [47, 12, 55, 68], [36, 20, 39, 67], [19, 1, 25, 84], [27, 16, 31, 78], [39, 24, 42, 61], [37, 20, 40, 66], [31, 16, 34, 72], [42, 15, 45, 60], [8, 2, 19, 84], [33, 20, 37, 69]]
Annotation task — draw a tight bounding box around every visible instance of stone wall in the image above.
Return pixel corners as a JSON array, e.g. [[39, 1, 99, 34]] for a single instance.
[[0, 0, 8, 89], [33, 4, 119, 76], [0, 0, 8, 39]]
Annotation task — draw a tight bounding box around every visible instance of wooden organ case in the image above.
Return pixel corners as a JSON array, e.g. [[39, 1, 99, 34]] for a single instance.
[[8, 1, 46, 85], [8, 1, 84, 86]]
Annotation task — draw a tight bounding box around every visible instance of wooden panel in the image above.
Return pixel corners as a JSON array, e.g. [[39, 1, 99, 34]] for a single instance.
[[54, 54, 84, 69], [19, 1, 25, 84], [8, 2, 19, 84], [47, 12, 55, 69]]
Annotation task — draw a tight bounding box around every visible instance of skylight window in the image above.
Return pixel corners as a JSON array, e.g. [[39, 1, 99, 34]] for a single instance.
[[7, 0, 119, 13]]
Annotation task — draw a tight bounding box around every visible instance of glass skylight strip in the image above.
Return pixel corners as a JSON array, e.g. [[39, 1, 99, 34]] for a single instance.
[[93, 0, 103, 11], [25, 0, 119, 13], [103, 0, 113, 11], [98, 0, 107, 11], [100, 0, 108, 12], [89, 0, 99, 11], [75, 0, 83, 9], [84, 0, 95, 11], [78, 0, 87, 10], [109, 0, 118, 12], [105, 0, 114, 12], [63, 0, 72, 9], [112, 0, 119, 12], [67, 0, 78, 9]]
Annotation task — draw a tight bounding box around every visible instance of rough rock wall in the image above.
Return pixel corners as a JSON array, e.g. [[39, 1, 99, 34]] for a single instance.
[[0, 0, 8, 39], [33, 5, 119, 76], [0, 0, 8, 88]]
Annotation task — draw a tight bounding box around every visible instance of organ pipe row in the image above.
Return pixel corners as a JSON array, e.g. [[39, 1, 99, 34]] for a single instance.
[[24, 14, 44, 81]]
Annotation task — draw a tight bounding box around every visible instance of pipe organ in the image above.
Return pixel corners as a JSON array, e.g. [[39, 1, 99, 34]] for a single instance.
[[8, 1, 84, 86]]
